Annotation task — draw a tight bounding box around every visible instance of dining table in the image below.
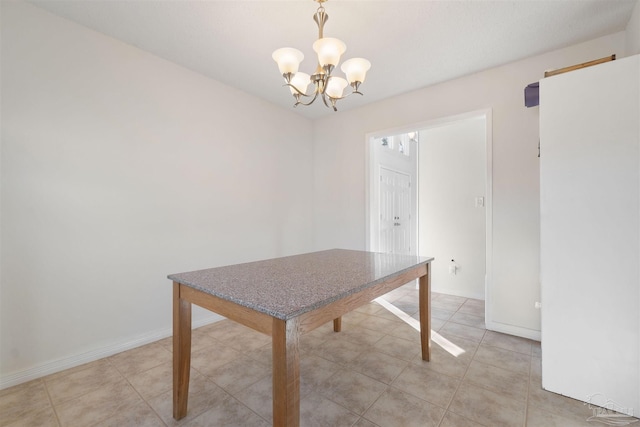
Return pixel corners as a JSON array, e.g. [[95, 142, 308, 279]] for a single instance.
[[169, 248, 433, 426]]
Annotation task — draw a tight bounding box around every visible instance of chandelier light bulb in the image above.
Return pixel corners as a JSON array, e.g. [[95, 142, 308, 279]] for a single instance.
[[341, 58, 371, 84], [312, 37, 347, 67], [325, 77, 348, 99], [272, 48, 304, 75], [289, 72, 311, 95]]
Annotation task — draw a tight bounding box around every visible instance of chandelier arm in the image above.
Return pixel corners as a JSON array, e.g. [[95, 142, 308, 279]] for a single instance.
[[320, 93, 339, 112], [324, 88, 365, 104], [295, 91, 320, 107], [283, 83, 314, 98], [343, 89, 365, 98], [321, 92, 332, 109]]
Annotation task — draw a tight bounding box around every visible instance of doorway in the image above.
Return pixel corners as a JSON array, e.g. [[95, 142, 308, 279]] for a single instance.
[[366, 110, 493, 309]]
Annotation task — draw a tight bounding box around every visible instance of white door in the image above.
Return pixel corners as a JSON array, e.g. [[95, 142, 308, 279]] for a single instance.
[[379, 167, 411, 254]]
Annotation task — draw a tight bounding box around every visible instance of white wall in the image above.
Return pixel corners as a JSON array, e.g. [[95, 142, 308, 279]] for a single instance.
[[312, 32, 627, 340], [0, 2, 314, 387], [540, 55, 639, 415], [627, 0, 640, 56], [418, 118, 486, 300]]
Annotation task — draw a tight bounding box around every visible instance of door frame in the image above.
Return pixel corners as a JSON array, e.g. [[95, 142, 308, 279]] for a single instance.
[[365, 109, 493, 320]]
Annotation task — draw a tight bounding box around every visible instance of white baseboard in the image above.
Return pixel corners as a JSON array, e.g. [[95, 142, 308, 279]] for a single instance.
[[432, 287, 485, 301], [486, 320, 541, 342], [0, 314, 223, 391]]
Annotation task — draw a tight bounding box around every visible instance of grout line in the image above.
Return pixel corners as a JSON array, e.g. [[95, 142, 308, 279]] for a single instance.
[[226, 393, 271, 426], [349, 292, 444, 426], [356, 371, 403, 427], [378, 292, 487, 427], [523, 354, 532, 427], [375, 297, 467, 357], [437, 301, 483, 427], [114, 360, 169, 427], [41, 379, 63, 427]]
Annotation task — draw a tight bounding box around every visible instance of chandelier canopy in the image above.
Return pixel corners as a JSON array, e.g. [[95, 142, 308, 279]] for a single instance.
[[272, 0, 371, 111]]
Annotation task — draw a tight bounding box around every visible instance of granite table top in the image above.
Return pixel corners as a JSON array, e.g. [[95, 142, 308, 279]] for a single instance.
[[168, 249, 433, 320]]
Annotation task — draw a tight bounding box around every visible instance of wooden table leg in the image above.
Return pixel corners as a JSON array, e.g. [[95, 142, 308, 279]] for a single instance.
[[272, 317, 300, 427], [333, 317, 342, 332], [173, 282, 192, 420], [419, 264, 432, 361]]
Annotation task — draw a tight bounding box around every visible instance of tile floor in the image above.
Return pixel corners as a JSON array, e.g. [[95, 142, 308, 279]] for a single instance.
[[1, 284, 630, 427]]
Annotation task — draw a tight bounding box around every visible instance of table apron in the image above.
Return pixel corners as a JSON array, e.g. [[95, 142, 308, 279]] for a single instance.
[[178, 284, 273, 335], [298, 264, 428, 333]]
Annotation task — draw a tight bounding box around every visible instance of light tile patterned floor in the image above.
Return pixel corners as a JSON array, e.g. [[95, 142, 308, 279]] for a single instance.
[[1, 284, 629, 426]]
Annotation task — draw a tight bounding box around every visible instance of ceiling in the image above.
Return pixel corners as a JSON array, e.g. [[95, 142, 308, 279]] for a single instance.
[[29, 0, 637, 119]]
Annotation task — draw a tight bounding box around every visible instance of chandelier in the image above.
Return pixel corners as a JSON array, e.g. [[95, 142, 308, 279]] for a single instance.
[[272, 0, 371, 111]]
